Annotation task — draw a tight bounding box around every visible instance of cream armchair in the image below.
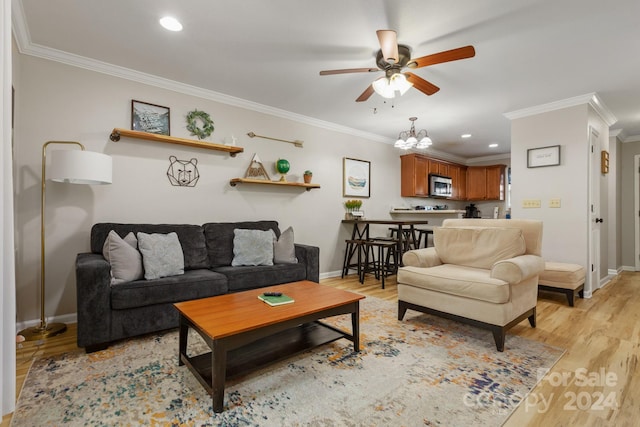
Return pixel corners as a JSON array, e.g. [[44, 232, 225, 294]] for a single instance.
[[397, 219, 544, 351]]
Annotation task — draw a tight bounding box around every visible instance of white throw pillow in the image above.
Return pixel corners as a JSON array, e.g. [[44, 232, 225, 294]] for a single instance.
[[231, 229, 274, 266], [137, 232, 185, 280], [274, 226, 298, 264], [102, 230, 144, 285]]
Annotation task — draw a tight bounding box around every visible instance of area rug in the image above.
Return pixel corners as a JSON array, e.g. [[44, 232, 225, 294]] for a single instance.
[[11, 296, 563, 426]]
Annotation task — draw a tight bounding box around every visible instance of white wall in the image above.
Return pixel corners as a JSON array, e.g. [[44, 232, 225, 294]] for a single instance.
[[509, 102, 610, 292], [510, 105, 590, 265], [607, 134, 622, 273], [13, 53, 403, 325], [620, 140, 640, 268]]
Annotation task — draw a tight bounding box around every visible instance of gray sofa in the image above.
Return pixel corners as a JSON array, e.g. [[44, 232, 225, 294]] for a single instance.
[[76, 221, 319, 352]]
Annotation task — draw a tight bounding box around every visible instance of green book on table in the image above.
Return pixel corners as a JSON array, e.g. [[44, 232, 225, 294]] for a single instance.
[[258, 293, 294, 306]]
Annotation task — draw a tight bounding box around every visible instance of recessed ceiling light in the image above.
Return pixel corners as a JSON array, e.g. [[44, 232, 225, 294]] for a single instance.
[[489, 143, 499, 148], [461, 134, 472, 139], [160, 16, 183, 32]]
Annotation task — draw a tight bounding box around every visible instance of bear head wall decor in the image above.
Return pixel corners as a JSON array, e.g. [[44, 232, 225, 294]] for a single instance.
[[167, 156, 200, 187]]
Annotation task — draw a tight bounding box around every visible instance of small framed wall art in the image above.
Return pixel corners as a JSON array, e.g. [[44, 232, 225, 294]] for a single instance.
[[131, 100, 170, 135], [343, 157, 370, 198], [527, 145, 560, 168]]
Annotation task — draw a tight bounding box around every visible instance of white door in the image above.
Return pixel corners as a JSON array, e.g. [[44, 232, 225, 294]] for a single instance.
[[588, 126, 601, 296]]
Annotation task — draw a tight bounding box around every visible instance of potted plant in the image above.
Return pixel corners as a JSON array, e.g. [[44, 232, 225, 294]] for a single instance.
[[303, 170, 313, 184], [344, 199, 363, 219]]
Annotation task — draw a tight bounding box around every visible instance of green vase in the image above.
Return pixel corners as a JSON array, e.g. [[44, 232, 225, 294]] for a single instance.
[[276, 159, 290, 181]]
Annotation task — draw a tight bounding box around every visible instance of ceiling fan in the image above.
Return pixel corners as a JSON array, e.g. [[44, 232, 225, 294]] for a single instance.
[[319, 30, 475, 102]]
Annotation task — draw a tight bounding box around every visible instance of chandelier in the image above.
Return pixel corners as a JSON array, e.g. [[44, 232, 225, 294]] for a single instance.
[[394, 117, 432, 150]]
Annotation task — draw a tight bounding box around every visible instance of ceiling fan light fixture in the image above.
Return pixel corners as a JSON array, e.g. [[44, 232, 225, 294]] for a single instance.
[[391, 73, 413, 95], [372, 77, 396, 99]]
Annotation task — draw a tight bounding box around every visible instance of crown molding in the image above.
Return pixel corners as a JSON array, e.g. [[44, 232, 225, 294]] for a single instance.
[[11, 8, 390, 145], [466, 152, 511, 165], [503, 93, 617, 127], [404, 148, 467, 164]]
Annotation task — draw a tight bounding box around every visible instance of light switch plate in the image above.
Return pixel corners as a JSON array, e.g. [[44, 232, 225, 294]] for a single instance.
[[549, 198, 561, 208], [522, 199, 541, 208]]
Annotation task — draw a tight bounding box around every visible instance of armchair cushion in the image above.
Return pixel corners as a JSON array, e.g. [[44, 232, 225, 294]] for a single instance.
[[398, 265, 510, 304], [434, 227, 526, 269]]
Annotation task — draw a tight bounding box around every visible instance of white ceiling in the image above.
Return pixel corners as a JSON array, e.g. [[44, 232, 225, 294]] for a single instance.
[[12, 0, 640, 159]]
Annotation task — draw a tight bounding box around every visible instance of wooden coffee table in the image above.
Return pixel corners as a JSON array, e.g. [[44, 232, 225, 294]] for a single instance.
[[173, 280, 365, 413]]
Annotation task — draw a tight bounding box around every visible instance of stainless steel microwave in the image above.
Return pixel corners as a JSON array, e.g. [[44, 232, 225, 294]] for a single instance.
[[429, 174, 452, 198]]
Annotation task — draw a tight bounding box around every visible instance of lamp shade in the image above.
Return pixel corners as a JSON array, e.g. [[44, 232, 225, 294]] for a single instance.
[[49, 150, 112, 185]]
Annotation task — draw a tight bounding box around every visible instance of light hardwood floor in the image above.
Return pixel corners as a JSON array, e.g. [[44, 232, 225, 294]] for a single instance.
[[3, 273, 639, 426]]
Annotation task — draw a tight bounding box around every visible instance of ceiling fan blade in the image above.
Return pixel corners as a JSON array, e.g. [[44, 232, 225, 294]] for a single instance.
[[376, 30, 399, 64], [407, 45, 476, 69], [319, 68, 380, 76], [355, 85, 375, 102], [405, 72, 440, 95]]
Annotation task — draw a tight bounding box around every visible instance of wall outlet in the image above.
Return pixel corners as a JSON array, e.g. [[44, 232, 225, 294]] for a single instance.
[[522, 199, 541, 208], [549, 198, 561, 208]]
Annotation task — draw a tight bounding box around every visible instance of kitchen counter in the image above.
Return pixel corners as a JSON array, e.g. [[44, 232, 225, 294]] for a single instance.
[[390, 209, 464, 215]]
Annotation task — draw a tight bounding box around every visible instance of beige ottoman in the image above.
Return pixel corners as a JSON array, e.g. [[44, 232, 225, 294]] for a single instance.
[[538, 262, 586, 307]]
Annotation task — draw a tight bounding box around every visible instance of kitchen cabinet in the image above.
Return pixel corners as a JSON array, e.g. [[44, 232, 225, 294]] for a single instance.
[[429, 159, 449, 177], [466, 165, 506, 200], [486, 165, 506, 200], [449, 164, 467, 200], [401, 154, 429, 197], [401, 153, 503, 201]]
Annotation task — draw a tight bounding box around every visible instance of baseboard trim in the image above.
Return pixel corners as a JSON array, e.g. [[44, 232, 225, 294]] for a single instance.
[[16, 313, 78, 334]]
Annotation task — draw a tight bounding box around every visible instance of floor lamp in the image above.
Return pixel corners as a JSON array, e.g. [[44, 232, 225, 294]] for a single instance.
[[19, 141, 112, 341]]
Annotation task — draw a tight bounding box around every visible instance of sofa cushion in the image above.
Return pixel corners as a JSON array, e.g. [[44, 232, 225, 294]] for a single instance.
[[434, 227, 526, 269], [204, 221, 280, 268], [110, 269, 228, 310], [102, 231, 144, 285], [398, 264, 510, 304], [231, 229, 275, 266], [137, 232, 185, 280], [91, 223, 209, 270], [213, 263, 306, 292], [274, 226, 298, 264]]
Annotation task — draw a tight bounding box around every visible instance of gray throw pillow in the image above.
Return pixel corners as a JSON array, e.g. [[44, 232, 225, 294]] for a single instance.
[[274, 226, 298, 264], [137, 232, 185, 280], [102, 230, 144, 285], [231, 229, 274, 266]]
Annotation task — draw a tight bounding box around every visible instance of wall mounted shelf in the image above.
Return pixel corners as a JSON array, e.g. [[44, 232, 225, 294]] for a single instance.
[[229, 178, 320, 191], [110, 128, 244, 157]]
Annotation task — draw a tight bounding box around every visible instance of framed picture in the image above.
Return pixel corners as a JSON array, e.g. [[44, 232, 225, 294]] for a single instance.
[[527, 145, 560, 168], [343, 157, 370, 198], [131, 100, 170, 135]]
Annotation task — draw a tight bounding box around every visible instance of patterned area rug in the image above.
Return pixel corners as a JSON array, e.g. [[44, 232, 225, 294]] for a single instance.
[[11, 297, 563, 426]]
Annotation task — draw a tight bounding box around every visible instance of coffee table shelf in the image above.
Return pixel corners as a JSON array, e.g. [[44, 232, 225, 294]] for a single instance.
[[181, 321, 345, 393]]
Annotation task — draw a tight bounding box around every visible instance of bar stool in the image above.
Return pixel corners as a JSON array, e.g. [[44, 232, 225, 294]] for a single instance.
[[389, 227, 418, 251], [341, 239, 366, 278], [359, 239, 399, 289], [416, 228, 434, 248]]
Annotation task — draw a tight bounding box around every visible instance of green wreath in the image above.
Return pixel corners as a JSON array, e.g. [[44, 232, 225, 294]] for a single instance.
[[186, 109, 214, 140]]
